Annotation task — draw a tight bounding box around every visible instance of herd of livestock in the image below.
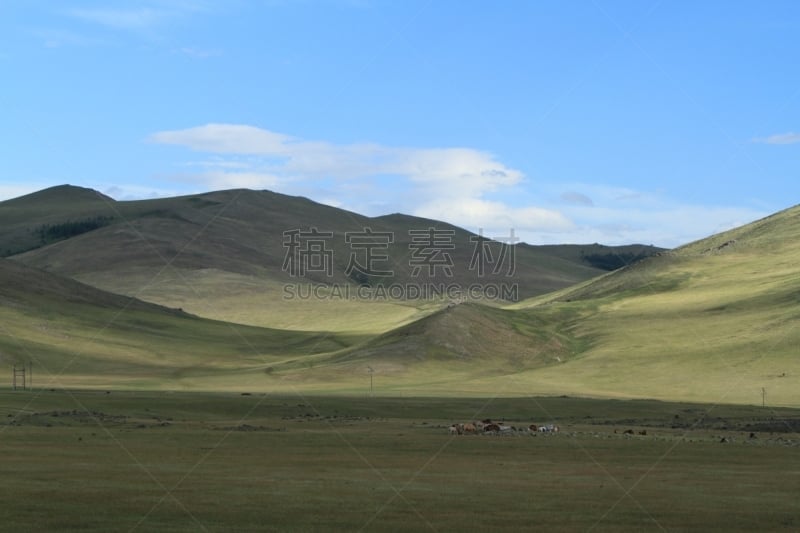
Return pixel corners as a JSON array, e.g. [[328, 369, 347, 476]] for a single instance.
[[449, 419, 560, 435]]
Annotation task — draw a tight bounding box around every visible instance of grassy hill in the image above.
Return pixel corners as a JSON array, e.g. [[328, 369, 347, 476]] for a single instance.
[[4, 185, 796, 406], [493, 204, 800, 405], [1, 185, 661, 330], [0, 258, 364, 390], [0, 185, 116, 256], [251, 204, 800, 404]]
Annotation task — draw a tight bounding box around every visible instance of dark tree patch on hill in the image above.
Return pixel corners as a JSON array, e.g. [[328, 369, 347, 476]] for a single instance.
[[580, 251, 652, 271], [33, 216, 115, 245], [2, 243, 43, 257], [188, 196, 223, 208]]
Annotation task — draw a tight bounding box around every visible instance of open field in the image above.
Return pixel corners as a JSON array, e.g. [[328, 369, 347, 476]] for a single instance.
[[2, 391, 799, 531]]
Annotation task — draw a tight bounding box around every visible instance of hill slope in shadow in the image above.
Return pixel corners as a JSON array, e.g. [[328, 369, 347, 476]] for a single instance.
[[2, 185, 662, 329]]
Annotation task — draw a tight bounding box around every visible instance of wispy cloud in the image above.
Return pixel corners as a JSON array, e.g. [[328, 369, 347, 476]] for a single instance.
[[103, 183, 187, 201], [59, 2, 212, 39], [146, 124, 770, 247], [33, 28, 107, 48], [544, 183, 769, 247], [66, 7, 168, 31], [148, 123, 569, 239], [151, 124, 293, 155], [175, 46, 222, 58], [753, 132, 800, 145]]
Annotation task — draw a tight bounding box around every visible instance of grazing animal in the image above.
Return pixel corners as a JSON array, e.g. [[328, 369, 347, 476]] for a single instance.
[[484, 423, 500, 433], [529, 424, 538, 432], [538, 424, 559, 433], [448, 425, 459, 435], [463, 423, 477, 434], [623, 429, 634, 435]]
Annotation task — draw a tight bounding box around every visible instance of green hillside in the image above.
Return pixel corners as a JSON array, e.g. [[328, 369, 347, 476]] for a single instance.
[[0, 185, 116, 256], [2, 185, 661, 330], [495, 204, 800, 405], [0, 258, 362, 390], [257, 204, 800, 403], [4, 186, 796, 406]]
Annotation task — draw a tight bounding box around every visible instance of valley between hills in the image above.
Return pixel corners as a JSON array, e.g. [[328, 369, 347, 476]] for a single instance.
[[1, 185, 797, 405]]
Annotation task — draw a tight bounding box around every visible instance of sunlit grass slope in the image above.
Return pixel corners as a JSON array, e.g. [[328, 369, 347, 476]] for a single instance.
[[0, 259, 366, 390], [498, 204, 800, 405]]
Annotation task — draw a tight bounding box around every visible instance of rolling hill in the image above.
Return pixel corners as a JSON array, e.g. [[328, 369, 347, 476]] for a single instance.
[[0, 258, 363, 390], [247, 203, 800, 403], [3, 185, 796, 405], [492, 203, 800, 404], [1, 185, 661, 330]]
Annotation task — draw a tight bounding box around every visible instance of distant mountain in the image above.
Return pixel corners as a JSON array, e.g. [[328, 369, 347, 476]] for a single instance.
[[1, 185, 663, 324]]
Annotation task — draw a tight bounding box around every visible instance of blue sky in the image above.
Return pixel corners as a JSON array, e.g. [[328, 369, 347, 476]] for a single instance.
[[2, 1, 799, 247]]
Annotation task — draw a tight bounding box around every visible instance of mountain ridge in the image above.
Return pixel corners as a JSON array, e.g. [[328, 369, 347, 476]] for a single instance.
[[1, 185, 664, 327]]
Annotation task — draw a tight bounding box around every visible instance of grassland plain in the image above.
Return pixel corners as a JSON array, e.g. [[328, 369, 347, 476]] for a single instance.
[[1, 391, 799, 532]]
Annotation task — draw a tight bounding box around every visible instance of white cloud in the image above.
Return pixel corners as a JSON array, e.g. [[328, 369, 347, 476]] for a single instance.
[[148, 124, 536, 225], [753, 132, 800, 145], [146, 124, 770, 248], [414, 199, 574, 234], [102, 183, 188, 200], [547, 189, 769, 247], [60, 2, 212, 39], [148, 123, 543, 236], [67, 7, 167, 30], [149, 124, 522, 190], [191, 171, 282, 190], [151, 124, 294, 155]]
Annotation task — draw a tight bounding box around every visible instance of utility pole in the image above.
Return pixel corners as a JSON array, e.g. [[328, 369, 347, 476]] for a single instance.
[[12, 365, 26, 391], [761, 387, 766, 408], [367, 366, 374, 397]]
